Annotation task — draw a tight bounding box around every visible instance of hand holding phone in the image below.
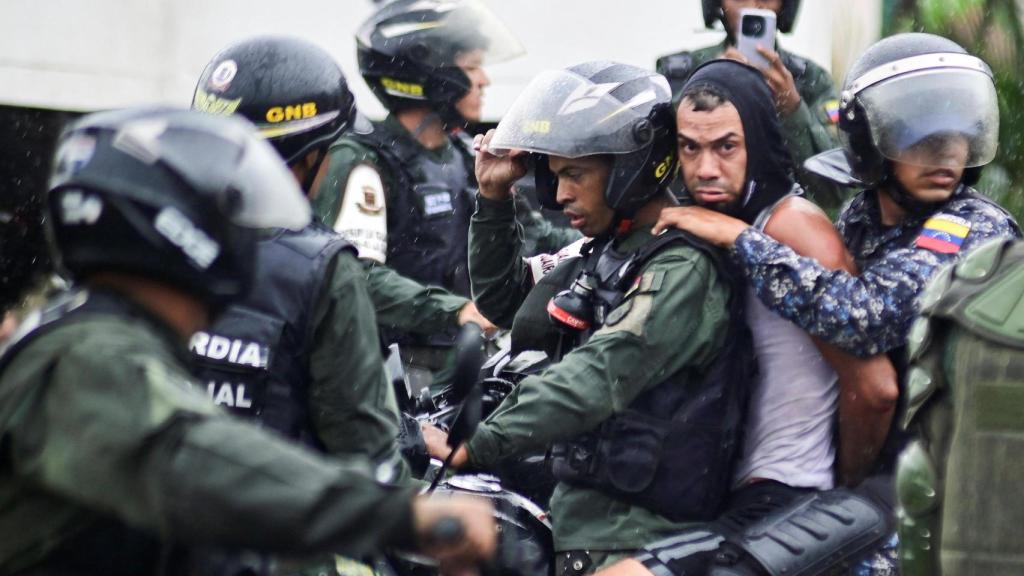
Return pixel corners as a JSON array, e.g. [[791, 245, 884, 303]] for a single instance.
[[736, 8, 777, 70]]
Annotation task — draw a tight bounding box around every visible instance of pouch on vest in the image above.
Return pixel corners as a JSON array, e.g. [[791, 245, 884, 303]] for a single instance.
[[548, 230, 754, 521]]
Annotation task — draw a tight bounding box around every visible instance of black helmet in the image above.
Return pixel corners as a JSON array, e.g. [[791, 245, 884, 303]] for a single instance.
[[193, 36, 365, 166], [46, 107, 310, 310], [702, 0, 802, 33], [489, 61, 678, 219], [356, 0, 523, 124], [809, 33, 998, 189]]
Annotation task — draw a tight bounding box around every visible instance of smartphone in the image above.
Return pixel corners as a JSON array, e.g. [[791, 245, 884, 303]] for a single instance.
[[736, 8, 777, 69]]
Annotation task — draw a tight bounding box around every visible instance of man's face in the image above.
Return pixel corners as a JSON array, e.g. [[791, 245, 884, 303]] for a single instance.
[[549, 155, 615, 237], [890, 134, 969, 203], [677, 98, 748, 213], [722, 0, 783, 36], [453, 49, 490, 123]]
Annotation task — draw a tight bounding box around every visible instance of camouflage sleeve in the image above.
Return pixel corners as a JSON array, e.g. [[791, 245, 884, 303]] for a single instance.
[[18, 339, 416, 557], [781, 59, 845, 211], [363, 262, 467, 337], [466, 247, 729, 467], [308, 251, 409, 482], [468, 194, 534, 328], [733, 213, 1020, 356]]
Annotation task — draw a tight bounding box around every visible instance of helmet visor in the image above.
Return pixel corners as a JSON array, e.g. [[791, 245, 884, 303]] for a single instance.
[[858, 68, 998, 169], [366, 0, 524, 66], [145, 114, 311, 231], [489, 69, 657, 158], [226, 134, 311, 231]]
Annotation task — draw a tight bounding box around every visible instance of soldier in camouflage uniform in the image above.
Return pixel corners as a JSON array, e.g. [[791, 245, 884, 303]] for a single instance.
[[0, 108, 496, 576], [654, 32, 1021, 573], [656, 0, 843, 209], [897, 236, 1024, 576]]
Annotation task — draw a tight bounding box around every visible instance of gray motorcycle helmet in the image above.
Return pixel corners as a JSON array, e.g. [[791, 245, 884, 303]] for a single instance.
[[47, 107, 310, 309]]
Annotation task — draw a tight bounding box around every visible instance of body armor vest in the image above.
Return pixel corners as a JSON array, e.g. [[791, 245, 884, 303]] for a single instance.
[[352, 121, 475, 297], [898, 238, 1024, 576], [512, 230, 755, 522], [190, 224, 355, 447]]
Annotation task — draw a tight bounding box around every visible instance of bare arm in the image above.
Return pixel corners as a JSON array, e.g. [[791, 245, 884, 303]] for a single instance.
[[764, 198, 898, 486]]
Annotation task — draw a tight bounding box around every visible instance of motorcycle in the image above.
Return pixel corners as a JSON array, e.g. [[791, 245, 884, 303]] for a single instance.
[[385, 324, 554, 576]]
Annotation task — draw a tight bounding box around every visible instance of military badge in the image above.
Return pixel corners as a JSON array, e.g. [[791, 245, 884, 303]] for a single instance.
[[357, 185, 383, 215]]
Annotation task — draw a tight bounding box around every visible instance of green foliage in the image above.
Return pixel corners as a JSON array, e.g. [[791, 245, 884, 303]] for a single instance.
[[886, 0, 1024, 220]]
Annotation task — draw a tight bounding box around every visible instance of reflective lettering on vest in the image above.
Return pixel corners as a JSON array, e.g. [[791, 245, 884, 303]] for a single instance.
[[206, 381, 255, 409], [190, 331, 269, 369]]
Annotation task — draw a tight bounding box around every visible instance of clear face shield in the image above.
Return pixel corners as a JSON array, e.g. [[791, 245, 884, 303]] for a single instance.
[[488, 68, 660, 159], [366, 0, 524, 67], [847, 57, 998, 171], [108, 111, 312, 231]]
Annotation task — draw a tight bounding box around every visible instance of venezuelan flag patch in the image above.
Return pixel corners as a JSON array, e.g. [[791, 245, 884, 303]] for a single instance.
[[915, 214, 972, 254], [824, 99, 840, 124]]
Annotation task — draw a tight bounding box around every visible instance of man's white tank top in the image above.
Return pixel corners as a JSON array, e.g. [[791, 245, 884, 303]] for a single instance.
[[731, 197, 838, 490]]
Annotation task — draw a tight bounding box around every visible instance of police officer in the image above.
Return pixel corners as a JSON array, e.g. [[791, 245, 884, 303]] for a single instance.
[[313, 0, 560, 389], [194, 35, 491, 403], [0, 108, 495, 575], [423, 62, 753, 574], [897, 237, 1024, 576], [191, 36, 409, 480], [656, 0, 843, 209], [654, 33, 1021, 569], [312, 0, 578, 294]]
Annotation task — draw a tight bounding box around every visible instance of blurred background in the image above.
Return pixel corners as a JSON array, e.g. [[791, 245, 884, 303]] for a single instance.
[[1, 0, 1021, 311]]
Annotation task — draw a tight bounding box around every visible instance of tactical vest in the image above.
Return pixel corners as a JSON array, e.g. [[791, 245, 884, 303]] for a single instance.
[[190, 224, 355, 448], [351, 121, 475, 297], [898, 237, 1024, 576], [512, 230, 755, 522]]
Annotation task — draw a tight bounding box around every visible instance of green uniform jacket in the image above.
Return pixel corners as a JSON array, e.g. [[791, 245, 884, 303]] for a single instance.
[[0, 290, 416, 574], [657, 41, 845, 210], [465, 196, 731, 552], [309, 252, 410, 473], [361, 261, 467, 338]]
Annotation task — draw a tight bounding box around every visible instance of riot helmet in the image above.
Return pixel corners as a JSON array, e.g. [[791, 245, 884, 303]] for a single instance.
[[356, 0, 523, 125], [812, 33, 998, 192], [193, 36, 366, 167], [702, 0, 802, 34], [489, 61, 678, 220], [46, 107, 310, 311]]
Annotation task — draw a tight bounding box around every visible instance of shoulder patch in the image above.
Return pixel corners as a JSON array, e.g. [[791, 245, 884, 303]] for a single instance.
[[823, 99, 840, 124], [916, 214, 972, 254]]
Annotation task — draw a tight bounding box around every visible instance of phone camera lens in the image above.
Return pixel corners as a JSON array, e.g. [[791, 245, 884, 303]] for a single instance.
[[742, 16, 765, 37]]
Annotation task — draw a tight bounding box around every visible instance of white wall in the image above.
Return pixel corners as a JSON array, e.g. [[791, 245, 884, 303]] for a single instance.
[[0, 0, 835, 121]]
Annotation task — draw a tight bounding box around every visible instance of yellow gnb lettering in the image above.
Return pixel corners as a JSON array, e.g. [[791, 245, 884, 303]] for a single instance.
[[193, 88, 242, 116], [265, 102, 318, 123], [522, 120, 551, 134], [654, 154, 673, 178], [381, 77, 425, 98]]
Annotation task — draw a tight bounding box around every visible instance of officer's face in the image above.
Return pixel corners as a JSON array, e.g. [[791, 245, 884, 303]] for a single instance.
[[677, 98, 748, 213], [890, 134, 969, 203], [550, 155, 615, 237], [722, 0, 783, 36], [454, 49, 490, 123]]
